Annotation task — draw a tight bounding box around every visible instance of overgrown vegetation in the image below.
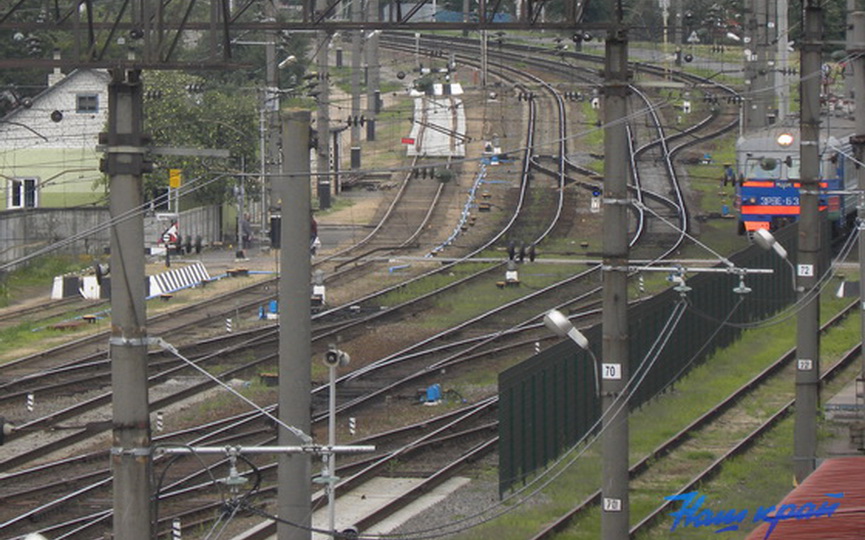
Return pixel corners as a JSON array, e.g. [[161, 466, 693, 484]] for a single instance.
[[0, 255, 89, 308]]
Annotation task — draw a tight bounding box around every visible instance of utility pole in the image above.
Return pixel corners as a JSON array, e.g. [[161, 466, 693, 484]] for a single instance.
[[601, 17, 631, 540], [758, 0, 776, 124], [795, 0, 823, 484], [277, 109, 313, 540], [743, 0, 757, 132], [848, 10, 865, 443], [350, 0, 363, 169], [462, 0, 470, 36], [744, 0, 772, 130], [366, 0, 380, 142], [672, 0, 682, 48], [105, 68, 152, 540], [263, 0, 280, 230], [317, 30, 332, 209], [777, 0, 791, 121]]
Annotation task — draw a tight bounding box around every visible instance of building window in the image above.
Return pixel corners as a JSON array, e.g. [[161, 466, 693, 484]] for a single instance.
[[9, 178, 38, 209], [76, 93, 99, 113]]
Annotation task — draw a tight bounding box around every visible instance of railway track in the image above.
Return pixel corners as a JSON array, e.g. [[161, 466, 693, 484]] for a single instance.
[[0, 37, 741, 539], [1, 399, 499, 539], [527, 300, 859, 540]]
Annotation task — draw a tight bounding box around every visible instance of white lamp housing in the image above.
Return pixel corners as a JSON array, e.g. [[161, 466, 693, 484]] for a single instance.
[[753, 228, 788, 259], [543, 309, 589, 350]]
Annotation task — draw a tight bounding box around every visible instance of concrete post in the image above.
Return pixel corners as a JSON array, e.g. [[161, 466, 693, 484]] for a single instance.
[[350, 0, 362, 169], [794, 0, 823, 484], [276, 110, 313, 540], [601, 24, 631, 540], [263, 0, 280, 228], [777, 0, 790, 121], [848, 10, 865, 445], [106, 68, 152, 540], [366, 0, 380, 141], [317, 31, 332, 209]]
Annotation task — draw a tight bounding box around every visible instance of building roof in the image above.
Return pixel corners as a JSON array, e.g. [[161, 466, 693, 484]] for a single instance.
[[745, 457, 865, 539]]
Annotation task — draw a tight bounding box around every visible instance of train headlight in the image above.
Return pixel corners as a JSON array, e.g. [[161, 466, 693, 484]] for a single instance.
[[776, 132, 794, 147]]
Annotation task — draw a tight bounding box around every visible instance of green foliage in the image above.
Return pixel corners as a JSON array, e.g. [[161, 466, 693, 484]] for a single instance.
[[140, 71, 259, 207], [0, 27, 51, 116]]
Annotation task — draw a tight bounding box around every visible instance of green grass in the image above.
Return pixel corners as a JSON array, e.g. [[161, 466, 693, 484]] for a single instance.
[[449, 289, 858, 539], [0, 254, 93, 307]]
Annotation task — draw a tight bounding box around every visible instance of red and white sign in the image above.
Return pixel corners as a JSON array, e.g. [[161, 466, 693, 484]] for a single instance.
[[160, 222, 179, 245], [401, 137, 415, 145]]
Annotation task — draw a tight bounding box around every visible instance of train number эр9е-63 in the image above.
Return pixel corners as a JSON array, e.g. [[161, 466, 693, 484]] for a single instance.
[[734, 127, 857, 235]]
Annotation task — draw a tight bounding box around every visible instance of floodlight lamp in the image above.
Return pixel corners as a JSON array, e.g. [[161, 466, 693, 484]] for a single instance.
[[753, 228, 788, 259], [543, 309, 589, 350]]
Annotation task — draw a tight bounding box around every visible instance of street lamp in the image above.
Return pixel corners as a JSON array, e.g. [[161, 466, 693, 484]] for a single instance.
[[753, 228, 798, 291], [753, 228, 788, 259], [543, 309, 599, 397]]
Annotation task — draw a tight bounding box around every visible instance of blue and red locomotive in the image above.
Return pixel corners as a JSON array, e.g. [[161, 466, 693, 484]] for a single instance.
[[734, 126, 857, 235]]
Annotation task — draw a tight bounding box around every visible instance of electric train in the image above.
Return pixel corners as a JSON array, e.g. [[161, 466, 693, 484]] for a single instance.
[[735, 126, 857, 235]]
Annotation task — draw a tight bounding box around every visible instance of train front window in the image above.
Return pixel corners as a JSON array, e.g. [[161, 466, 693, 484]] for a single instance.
[[745, 157, 781, 179], [744, 156, 798, 180]]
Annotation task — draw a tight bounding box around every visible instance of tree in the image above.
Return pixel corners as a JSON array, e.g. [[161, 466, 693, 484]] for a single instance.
[[0, 28, 51, 117], [141, 71, 259, 208]]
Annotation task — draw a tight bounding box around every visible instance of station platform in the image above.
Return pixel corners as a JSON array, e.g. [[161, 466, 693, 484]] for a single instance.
[[234, 476, 470, 540]]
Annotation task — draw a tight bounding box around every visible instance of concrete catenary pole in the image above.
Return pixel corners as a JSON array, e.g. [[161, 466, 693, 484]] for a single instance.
[[264, 0, 280, 228], [106, 68, 152, 540], [743, 0, 757, 132], [277, 110, 312, 540], [366, 0, 380, 141], [777, 0, 791, 121], [317, 30, 332, 209], [744, 0, 772, 130], [794, 0, 823, 484], [601, 21, 631, 540], [755, 0, 775, 125], [847, 11, 865, 433], [350, 0, 363, 169]]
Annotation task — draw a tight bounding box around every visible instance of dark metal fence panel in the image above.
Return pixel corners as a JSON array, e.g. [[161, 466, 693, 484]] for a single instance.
[[498, 340, 598, 493], [499, 224, 827, 495]]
